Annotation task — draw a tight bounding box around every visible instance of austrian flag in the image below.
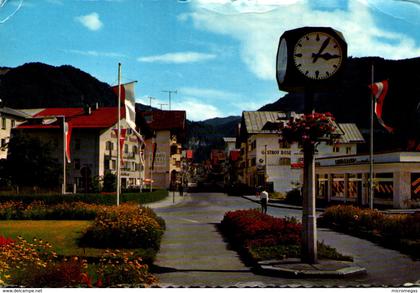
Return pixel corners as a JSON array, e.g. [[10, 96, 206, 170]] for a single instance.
[[368, 80, 395, 133]]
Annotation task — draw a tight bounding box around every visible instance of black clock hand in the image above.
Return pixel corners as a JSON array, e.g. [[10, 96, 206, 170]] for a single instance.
[[312, 37, 330, 63], [318, 53, 340, 60]]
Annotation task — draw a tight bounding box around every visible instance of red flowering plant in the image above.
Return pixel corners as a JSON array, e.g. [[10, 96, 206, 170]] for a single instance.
[[280, 112, 340, 147]]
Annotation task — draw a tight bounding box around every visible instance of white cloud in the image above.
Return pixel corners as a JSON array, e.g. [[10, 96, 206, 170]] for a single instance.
[[172, 98, 224, 121], [66, 49, 125, 58], [137, 52, 216, 64], [188, 0, 420, 80], [75, 12, 103, 31]]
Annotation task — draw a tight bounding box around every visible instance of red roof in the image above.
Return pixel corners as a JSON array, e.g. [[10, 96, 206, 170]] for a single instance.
[[139, 110, 186, 131], [17, 107, 125, 129]]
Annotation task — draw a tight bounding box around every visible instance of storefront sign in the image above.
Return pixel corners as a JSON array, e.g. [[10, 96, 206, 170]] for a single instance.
[[261, 149, 291, 156], [335, 158, 357, 165]]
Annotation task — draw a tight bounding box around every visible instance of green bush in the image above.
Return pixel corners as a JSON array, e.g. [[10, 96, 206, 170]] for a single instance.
[[0, 189, 168, 205], [0, 201, 100, 220], [78, 204, 165, 250], [285, 188, 302, 204], [319, 205, 420, 258]]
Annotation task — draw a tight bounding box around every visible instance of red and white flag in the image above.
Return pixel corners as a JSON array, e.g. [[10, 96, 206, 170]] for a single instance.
[[64, 122, 72, 163], [113, 128, 127, 164], [369, 80, 394, 133]]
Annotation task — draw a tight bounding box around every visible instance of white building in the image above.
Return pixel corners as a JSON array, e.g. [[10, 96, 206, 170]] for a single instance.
[[16, 105, 144, 192], [316, 152, 420, 208], [237, 111, 364, 193], [0, 107, 30, 159]]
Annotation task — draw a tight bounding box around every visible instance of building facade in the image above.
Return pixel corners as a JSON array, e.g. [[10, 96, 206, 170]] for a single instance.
[[16, 106, 144, 192], [237, 111, 364, 193], [316, 152, 420, 208], [137, 110, 186, 189], [0, 107, 30, 159]]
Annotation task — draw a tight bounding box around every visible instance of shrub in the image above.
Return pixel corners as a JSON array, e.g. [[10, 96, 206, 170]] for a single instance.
[[285, 188, 302, 204], [0, 201, 100, 220], [319, 205, 420, 258], [78, 204, 165, 250]]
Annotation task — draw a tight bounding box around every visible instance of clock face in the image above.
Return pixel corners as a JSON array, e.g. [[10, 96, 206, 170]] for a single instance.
[[276, 38, 288, 84], [293, 31, 343, 80]]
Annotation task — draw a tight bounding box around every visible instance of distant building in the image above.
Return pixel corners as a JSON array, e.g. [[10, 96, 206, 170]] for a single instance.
[[0, 107, 30, 159], [137, 110, 186, 189], [237, 111, 364, 193], [16, 105, 144, 192]]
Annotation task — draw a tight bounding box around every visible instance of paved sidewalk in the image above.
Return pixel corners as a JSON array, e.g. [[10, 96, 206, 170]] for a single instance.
[[143, 191, 189, 209]]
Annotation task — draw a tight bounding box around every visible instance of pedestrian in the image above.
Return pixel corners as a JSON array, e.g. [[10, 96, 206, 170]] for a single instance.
[[179, 183, 184, 196], [260, 188, 269, 214]]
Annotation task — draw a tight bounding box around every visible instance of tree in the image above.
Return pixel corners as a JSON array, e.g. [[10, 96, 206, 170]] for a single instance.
[[102, 171, 116, 192], [4, 135, 60, 188]]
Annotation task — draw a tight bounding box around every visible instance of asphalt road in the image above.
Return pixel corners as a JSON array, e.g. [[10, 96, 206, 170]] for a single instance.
[[151, 192, 420, 288]]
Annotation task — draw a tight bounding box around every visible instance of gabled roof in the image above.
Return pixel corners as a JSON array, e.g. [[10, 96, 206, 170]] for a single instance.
[[242, 111, 289, 134], [337, 123, 365, 144], [0, 107, 31, 119], [138, 110, 186, 131], [17, 107, 125, 129]]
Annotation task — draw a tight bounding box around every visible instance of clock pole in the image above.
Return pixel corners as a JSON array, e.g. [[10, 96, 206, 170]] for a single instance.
[[302, 88, 317, 264]]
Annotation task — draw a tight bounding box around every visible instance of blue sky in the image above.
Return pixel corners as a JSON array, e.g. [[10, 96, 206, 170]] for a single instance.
[[1, 0, 420, 121]]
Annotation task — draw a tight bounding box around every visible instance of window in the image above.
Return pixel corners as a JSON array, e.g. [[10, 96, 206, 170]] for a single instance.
[[75, 139, 81, 150], [74, 159, 81, 170], [1, 117, 6, 130], [332, 174, 345, 198], [317, 174, 329, 199], [279, 158, 291, 165], [279, 141, 290, 148], [11, 120, 15, 128], [346, 147, 352, 154], [124, 144, 129, 154], [104, 159, 110, 170], [106, 141, 114, 151], [333, 146, 340, 153], [132, 145, 138, 154], [374, 173, 393, 200], [111, 160, 116, 170]]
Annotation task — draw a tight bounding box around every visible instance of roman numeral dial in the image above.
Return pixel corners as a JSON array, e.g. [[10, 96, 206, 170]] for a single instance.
[[293, 31, 343, 80]]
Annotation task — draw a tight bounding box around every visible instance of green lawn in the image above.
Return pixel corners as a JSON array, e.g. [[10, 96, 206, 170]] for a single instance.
[[0, 220, 159, 262]]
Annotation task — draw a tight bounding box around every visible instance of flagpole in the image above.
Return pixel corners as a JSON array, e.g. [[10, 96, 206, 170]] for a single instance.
[[117, 63, 121, 206], [62, 116, 66, 195], [369, 64, 374, 209]]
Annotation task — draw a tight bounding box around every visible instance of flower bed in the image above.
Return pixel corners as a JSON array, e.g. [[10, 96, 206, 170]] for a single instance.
[[220, 209, 351, 263], [0, 236, 156, 287], [318, 205, 420, 259], [78, 204, 165, 251], [0, 201, 100, 220]]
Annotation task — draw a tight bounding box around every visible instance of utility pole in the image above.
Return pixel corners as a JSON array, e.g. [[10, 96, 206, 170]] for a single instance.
[[162, 90, 177, 110], [158, 103, 168, 110], [149, 96, 155, 110]]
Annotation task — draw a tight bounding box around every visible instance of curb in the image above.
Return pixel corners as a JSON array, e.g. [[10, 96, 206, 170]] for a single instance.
[[241, 196, 325, 212], [257, 259, 367, 278]]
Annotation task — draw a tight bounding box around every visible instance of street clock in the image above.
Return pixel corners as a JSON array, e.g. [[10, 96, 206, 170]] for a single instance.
[[276, 27, 347, 92]]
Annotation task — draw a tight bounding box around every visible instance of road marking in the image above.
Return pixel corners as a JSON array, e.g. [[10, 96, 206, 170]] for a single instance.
[[180, 218, 200, 223]]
